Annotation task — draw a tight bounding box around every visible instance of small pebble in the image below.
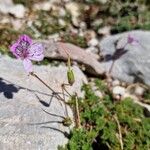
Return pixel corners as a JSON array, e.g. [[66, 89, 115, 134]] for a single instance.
[[112, 79, 120, 87], [134, 86, 145, 96], [58, 19, 66, 26], [84, 30, 96, 41], [114, 94, 121, 100], [121, 82, 127, 87], [88, 38, 99, 47], [79, 22, 87, 30], [98, 26, 111, 36], [112, 86, 125, 96], [59, 8, 66, 17]]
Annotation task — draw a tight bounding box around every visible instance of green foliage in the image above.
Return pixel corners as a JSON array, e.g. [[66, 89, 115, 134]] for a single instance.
[[144, 90, 150, 99], [94, 79, 108, 92], [58, 79, 150, 150]]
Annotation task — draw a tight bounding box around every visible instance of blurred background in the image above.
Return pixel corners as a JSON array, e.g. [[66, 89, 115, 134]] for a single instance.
[[0, 0, 149, 54]]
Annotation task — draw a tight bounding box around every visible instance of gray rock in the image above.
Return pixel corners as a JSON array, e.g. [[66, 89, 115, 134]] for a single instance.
[[43, 40, 105, 76], [0, 56, 87, 150], [99, 30, 150, 86], [98, 26, 111, 36], [87, 38, 99, 47]]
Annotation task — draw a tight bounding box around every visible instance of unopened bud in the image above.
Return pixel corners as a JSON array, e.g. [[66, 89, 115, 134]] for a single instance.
[[67, 69, 75, 86]]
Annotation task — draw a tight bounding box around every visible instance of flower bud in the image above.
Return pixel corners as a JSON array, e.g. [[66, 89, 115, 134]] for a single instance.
[[67, 69, 75, 86]]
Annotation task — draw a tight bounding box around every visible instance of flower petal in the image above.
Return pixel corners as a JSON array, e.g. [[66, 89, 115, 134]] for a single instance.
[[131, 41, 139, 46], [127, 34, 139, 45], [10, 34, 32, 59], [18, 35, 32, 45], [10, 43, 20, 58], [23, 59, 33, 73], [28, 43, 44, 61], [29, 54, 44, 61]]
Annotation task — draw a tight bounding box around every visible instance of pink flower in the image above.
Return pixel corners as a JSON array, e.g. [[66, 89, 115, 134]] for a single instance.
[[127, 34, 139, 45], [10, 35, 44, 73]]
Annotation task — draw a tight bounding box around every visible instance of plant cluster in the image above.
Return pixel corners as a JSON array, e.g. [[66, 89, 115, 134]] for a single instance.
[[58, 79, 150, 150]]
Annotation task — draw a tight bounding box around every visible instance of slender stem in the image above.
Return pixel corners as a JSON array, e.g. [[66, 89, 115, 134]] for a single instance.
[[108, 42, 128, 74], [62, 83, 72, 97], [75, 93, 81, 128], [59, 42, 72, 70], [61, 84, 69, 117], [30, 72, 66, 104], [108, 60, 115, 74]]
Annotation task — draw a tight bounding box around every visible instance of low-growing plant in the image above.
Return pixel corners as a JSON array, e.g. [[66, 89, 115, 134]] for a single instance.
[[59, 79, 150, 150]]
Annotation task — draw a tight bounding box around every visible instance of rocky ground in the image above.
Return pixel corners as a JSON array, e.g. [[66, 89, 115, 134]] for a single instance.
[[0, 0, 150, 149]]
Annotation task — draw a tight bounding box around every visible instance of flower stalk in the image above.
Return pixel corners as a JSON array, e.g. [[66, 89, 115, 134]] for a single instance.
[[30, 72, 66, 104], [74, 93, 81, 128]]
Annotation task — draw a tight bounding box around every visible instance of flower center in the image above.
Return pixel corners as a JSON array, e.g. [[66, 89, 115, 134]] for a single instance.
[[16, 40, 30, 58]]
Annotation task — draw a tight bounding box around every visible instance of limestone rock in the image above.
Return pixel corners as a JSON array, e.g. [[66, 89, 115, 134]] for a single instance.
[[42, 40, 105, 75], [99, 30, 150, 86], [0, 55, 87, 150]]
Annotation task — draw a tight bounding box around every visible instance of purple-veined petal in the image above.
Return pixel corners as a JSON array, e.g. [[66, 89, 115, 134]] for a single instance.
[[28, 43, 44, 61], [10, 43, 21, 58], [23, 59, 33, 73], [18, 35, 32, 45], [10, 34, 32, 59], [29, 54, 44, 61], [29, 43, 44, 54]]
